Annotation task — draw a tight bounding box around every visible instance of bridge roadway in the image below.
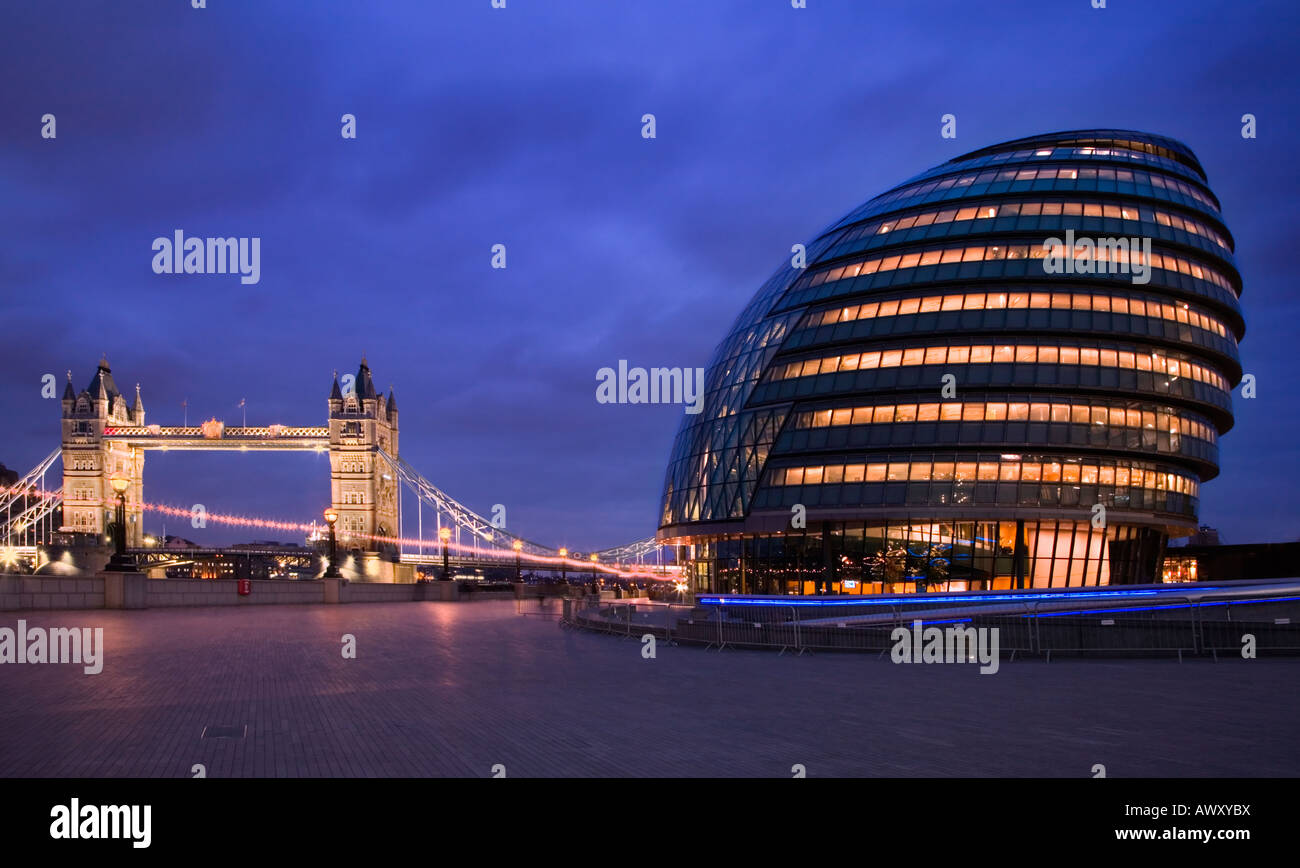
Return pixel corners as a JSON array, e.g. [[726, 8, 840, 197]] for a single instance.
[[126, 547, 675, 579], [101, 426, 329, 451]]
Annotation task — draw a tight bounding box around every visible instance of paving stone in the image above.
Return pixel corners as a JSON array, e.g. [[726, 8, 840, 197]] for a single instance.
[[0, 600, 1296, 777]]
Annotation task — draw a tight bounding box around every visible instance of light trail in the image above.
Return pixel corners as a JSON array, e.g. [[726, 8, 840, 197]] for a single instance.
[[81, 496, 676, 580]]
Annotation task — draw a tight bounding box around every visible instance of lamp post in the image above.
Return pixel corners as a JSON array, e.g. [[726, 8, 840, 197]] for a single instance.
[[590, 553, 599, 594], [104, 472, 137, 572], [559, 547, 567, 585], [323, 508, 341, 578], [512, 539, 522, 583], [439, 526, 452, 581]]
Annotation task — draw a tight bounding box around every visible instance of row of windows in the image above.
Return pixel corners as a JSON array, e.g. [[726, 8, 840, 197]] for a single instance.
[[769, 344, 1229, 392], [754, 478, 1196, 519], [809, 290, 1229, 338], [830, 139, 1210, 232], [970, 143, 1196, 173], [337, 460, 368, 474], [836, 199, 1231, 255], [753, 361, 1230, 415], [778, 416, 1217, 467], [786, 304, 1240, 367], [805, 241, 1235, 295], [865, 163, 1218, 213], [694, 518, 1166, 593], [778, 247, 1242, 319], [790, 400, 1217, 443], [771, 458, 1199, 496], [69, 512, 97, 530]]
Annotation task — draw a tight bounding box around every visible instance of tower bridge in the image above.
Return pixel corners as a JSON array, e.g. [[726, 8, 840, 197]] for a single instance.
[[0, 356, 673, 579]]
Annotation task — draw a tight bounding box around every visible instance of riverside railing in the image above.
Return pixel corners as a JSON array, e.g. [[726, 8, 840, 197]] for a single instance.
[[558, 588, 1300, 659]]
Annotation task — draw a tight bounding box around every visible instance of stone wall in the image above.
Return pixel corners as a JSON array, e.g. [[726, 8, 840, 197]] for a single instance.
[[145, 578, 325, 607], [0, 576, 106, 610], [0, 574, 506, 610]]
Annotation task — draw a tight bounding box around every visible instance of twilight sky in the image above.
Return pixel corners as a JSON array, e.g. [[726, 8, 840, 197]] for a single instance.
[[1, 0, 1297, 548]]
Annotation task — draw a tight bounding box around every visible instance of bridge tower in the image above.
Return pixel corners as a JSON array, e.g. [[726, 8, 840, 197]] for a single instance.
[[327, 357, 400, 559], [60, 357, 146, 545]]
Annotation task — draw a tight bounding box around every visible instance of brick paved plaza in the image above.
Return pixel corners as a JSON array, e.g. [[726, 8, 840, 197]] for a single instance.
[[1, 600, 1297, 777]]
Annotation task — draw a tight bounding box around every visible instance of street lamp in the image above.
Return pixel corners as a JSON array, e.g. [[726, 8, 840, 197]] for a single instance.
[[590, 553, 599, 593], [323, 508, 340, 578], [512, 539, 522, 583], [104, 472, 137, 572], [558, 547, 567, 584], [439, 526, 452, 581]]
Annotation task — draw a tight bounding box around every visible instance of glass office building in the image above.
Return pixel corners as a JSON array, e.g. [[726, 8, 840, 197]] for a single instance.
[[657, 130, 1243, 595]]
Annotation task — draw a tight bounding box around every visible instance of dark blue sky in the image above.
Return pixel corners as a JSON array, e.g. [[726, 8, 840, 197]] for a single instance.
[[1, 0, 1297, 548]]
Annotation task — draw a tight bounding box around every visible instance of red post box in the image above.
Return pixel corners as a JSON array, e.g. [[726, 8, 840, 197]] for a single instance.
[[237, 579, 252, 596]]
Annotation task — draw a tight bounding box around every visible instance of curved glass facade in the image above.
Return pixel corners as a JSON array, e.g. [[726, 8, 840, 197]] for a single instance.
[[658, 129, 1243, 594]]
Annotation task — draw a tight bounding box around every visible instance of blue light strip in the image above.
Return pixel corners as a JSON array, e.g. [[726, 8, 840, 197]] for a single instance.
[[1029, 594, 1300, 618], [696, 585, 1227, 608]]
